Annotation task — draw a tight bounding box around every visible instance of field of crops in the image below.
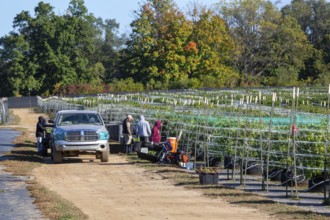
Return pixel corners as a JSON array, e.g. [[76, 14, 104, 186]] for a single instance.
[[37, 86, 330, 197]]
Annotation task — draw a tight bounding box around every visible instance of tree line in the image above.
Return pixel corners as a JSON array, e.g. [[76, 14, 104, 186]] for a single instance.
[[0, 0, 329, 97]]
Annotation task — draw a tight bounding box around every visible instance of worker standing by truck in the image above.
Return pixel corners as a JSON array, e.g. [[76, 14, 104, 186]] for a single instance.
[[35, 116, 46, 155], [123, 114, 133, 154]]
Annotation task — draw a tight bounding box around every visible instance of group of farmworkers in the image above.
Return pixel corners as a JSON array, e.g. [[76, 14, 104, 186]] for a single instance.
[[122, 114, 162, 154]]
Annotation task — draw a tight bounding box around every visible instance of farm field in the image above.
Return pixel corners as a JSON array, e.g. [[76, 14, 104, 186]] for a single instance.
[[39, 86, 330, 191], [1, 85, 330, 219], [34, 86, 330, 218], [11, 108, 275, 220]]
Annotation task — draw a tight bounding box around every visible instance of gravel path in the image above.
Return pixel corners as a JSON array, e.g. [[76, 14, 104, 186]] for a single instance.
[[0, 128, 47, 220]]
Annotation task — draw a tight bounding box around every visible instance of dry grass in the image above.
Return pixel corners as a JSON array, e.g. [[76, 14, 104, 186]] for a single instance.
[[9, 109, 21, 125], [0, 129, 88, 220], [26, 179, 88, 220], [126, 154, 330, 220]]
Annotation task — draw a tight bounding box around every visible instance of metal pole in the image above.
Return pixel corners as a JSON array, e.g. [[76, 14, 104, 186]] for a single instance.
[[258, 91, 265, 191], [324, 85, 330, 203], [233, 103, 242, 182], [29, 88, 31, 109], [266, 92, 275, 192], [293, 88, 299, 198]]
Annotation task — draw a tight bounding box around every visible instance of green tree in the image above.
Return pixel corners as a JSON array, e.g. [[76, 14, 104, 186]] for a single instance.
[[282, 0, 330, 83], [219, 0, 312, 86], [282, 0, 330, 54], [93, 18, 127, 83], [264, 15, 314, 85], [0, 34, 30, 96], [4, 2, 57, 95], [1, 1, 79, 95], [0, 0, 112, 96]]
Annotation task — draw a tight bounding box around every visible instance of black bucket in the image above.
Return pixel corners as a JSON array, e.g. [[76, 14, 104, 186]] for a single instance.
[[224, 156, 235, 169], [307, 176, 329, 192], [246, 162, 262, 175], [280, 169, 305, 187], [268, 169, 283, 181]]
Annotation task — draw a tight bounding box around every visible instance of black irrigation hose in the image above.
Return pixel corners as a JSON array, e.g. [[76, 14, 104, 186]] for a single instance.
[[304, 179, 330, 192], [268, 169, 283, 178]]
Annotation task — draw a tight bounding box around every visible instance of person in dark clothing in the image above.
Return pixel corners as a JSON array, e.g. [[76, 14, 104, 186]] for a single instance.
[[151, 120, 162, 145], [122, 114, 133, 153], [36, 116, 46, 155]]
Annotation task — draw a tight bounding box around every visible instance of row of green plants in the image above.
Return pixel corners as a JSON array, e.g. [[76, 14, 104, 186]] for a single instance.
[[70, 86, 330, 115]]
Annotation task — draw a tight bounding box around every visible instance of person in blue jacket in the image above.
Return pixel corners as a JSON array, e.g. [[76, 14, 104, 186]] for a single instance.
[[135, 115, 151, 142]]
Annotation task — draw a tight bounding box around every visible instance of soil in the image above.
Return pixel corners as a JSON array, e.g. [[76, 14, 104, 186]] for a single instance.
[[10, 108, 277, 220]]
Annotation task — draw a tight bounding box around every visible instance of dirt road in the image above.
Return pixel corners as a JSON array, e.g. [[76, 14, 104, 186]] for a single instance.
[[12, 108, 276, 220]]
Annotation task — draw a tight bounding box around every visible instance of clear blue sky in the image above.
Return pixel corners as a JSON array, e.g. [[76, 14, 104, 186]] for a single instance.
[[0, 0, 290, 37]]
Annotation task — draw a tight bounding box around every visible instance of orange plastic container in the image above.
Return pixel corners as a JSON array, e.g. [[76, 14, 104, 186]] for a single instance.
[[167, 137, 178, 153]]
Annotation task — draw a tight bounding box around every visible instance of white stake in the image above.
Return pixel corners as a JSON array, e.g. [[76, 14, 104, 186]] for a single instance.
[[297, 88, 300, 97], [293, 87, 296, 100]]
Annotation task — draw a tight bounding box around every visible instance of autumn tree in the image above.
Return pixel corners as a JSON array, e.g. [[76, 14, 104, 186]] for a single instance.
[[121, 0, 193, 88], [188, 5, 239, 88]]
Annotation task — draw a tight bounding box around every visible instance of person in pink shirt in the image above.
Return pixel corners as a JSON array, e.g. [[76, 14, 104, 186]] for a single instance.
[[151, 120, 162, 145]]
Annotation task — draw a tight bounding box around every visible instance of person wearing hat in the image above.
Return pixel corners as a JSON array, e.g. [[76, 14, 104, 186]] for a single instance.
[[122, 114, 133, 153]]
